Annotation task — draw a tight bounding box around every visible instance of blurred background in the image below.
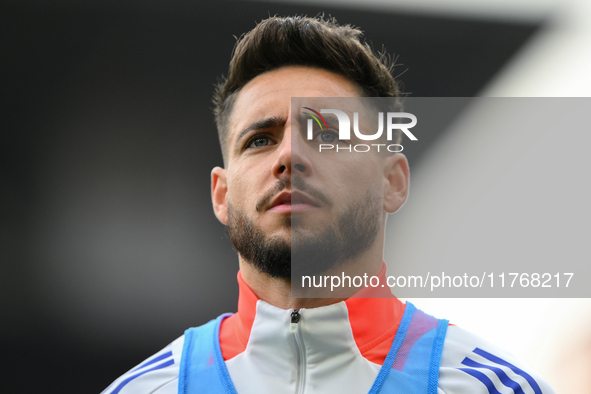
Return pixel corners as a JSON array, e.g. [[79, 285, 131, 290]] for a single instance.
[[1, 0, 590, 392]]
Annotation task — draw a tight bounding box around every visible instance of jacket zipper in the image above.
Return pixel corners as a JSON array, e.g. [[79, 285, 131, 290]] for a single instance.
[[290, 309, 306, 394]]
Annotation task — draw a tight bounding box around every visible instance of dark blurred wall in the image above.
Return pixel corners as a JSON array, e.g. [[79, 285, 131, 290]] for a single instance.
[[0, 1, 538, 391]]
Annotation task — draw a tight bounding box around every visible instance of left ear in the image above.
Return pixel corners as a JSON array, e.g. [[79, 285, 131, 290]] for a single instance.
[[382, 153, 410, 214]]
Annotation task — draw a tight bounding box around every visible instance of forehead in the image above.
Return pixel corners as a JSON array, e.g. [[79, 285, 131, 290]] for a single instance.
[[227, 66, 362, 144]]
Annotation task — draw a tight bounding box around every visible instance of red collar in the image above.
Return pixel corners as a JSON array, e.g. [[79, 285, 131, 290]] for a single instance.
[[219, 264, 406, 365]]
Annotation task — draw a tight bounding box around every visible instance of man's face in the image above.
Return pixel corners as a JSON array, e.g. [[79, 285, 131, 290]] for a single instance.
[[211, 66, 408, 278]]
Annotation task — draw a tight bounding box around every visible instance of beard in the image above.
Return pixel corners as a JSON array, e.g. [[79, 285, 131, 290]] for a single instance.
[[227, 177, 381, 279]]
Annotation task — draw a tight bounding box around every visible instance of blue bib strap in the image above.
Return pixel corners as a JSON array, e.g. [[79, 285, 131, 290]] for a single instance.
[[178, 313, 237, 394], [370, 302, 449, 394], [368, 302, 417, 394], [427, 318, 449, 393]]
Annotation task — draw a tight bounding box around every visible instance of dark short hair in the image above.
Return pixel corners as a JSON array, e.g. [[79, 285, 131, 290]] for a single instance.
[[213, 15, 401, 162]]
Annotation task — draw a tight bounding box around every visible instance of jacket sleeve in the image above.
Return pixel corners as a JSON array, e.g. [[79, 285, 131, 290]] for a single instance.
[[101, 335, 185, 394], [437, 325, 556, 394]]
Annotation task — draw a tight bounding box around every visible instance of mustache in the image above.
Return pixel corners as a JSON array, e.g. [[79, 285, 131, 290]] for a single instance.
[[255, 176, 333, 212]]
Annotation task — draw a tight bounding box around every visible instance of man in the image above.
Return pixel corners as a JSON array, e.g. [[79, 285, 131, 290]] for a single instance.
[[103, 16, 555, 394]]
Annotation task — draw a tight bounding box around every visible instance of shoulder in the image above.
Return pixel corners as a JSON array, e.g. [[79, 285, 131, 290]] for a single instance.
[[101, 335, 186, 394], [437, 325, 556, 394]]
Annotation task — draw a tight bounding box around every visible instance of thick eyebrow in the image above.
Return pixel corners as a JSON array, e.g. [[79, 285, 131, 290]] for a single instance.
[[235, 116, 286, 144]]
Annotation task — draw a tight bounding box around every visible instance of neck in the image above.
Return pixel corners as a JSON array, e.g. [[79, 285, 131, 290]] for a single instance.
[[238, 248, 384, 310]]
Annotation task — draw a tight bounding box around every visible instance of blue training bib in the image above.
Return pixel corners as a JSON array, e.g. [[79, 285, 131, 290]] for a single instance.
[[178, 303, 448, 394]]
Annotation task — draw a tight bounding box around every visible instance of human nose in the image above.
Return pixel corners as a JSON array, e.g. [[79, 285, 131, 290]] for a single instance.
[[272, 127, 312, 178]]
